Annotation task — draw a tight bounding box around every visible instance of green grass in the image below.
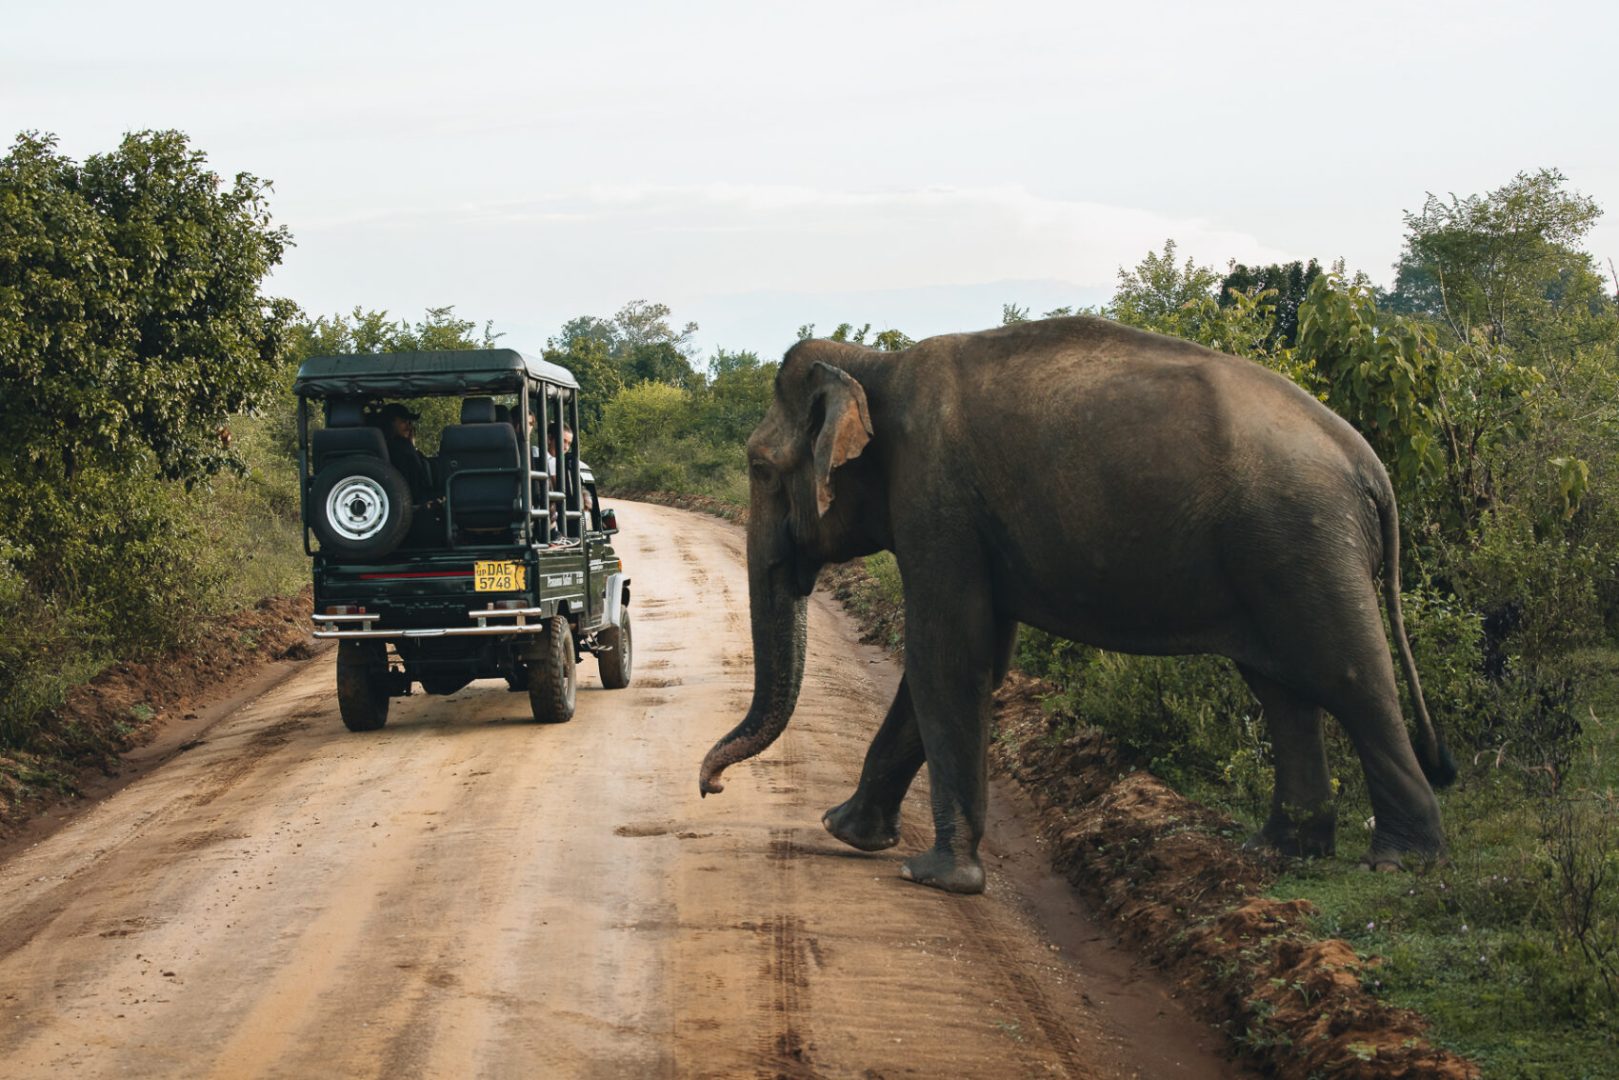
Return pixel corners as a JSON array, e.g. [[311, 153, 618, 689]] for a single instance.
[[1259, 650, 1619, 1078]]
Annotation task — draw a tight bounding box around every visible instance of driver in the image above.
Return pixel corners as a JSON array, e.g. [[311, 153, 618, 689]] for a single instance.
[[377, 402, 433, 503]]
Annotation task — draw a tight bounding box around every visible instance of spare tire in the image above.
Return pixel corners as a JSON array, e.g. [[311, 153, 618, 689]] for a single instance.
[[311, 457, 413, 559]]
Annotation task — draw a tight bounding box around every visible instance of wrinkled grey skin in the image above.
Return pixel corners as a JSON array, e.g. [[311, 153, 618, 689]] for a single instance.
[[700, 317, 1455, 894]]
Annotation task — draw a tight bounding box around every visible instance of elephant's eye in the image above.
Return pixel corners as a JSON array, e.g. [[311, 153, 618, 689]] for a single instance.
[[750, 461, 780, 489]]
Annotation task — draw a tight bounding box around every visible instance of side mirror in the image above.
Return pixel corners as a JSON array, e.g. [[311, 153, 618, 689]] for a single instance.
[[601, 508, 619, 535]]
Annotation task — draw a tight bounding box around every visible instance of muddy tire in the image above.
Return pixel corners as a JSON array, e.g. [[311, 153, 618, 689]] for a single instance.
[[337, 640, 390, 731], [596, 608, 632, 690], [528, 617, 577, 724], [310, 457, 413, 560]]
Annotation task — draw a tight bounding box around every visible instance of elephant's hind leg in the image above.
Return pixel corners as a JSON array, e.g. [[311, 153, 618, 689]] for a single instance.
[[1254, 585, 1445, 868], [1325, 665, 1447, 869], [823, 676, 923, 851], [1238, 665, 1336, 858]]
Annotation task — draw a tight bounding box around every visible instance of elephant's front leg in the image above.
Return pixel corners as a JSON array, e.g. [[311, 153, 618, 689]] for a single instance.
[[823, 677, 923, 851], [897, 586, 999, 895]]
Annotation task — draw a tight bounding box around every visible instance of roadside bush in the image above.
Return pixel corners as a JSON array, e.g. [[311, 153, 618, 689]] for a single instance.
[[1016, 629, 1269, 804], [593, 381, 752, 499], [0, 421, 305, 750]]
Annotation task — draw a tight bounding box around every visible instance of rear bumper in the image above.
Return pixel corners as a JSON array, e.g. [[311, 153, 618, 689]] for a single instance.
[[312, 607, 551, 641]]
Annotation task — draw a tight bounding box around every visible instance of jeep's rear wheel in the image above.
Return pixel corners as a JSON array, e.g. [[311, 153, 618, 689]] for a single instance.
[[528, 617, 577, 723], [337, 640, 390, 731], [597, 608, 632, 689], [311, 457, 413, 560]]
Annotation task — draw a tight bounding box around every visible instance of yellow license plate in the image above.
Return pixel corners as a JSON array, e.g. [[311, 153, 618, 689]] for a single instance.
[[474, 561, 526, 592]]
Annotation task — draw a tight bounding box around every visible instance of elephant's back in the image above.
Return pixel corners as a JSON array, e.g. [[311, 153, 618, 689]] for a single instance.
[[908, 320, 1387, 638]]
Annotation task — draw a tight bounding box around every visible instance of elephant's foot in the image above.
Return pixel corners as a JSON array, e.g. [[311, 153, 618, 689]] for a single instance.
[[1244, 805, 1337, 859], [1359, 812, 1446, 872], [1359, 835, 1446, 873], [1358, 854, 1406, 872], [822, 797, 901, 852], [899, 849, 985, 894]]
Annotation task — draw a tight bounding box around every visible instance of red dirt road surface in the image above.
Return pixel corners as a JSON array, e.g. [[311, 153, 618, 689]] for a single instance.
[[0, 502, 1241, 1079]]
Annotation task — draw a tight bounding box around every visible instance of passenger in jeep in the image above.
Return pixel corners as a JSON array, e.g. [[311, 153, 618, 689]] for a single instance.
[[379, 402, 433, 503]]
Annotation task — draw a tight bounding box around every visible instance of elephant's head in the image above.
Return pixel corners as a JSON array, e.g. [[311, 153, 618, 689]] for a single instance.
[[699, 347, 875, 795]]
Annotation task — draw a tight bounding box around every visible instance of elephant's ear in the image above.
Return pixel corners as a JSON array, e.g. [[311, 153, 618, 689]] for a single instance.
[[809, 361, 873, 517]]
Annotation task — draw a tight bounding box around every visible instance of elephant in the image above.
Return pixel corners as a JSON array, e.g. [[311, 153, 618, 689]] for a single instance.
[[699, 315, 1456, 894]]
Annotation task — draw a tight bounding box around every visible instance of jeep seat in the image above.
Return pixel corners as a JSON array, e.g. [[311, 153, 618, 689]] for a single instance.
[[312, 400, 389, 469], [440, 396, 523, 535]]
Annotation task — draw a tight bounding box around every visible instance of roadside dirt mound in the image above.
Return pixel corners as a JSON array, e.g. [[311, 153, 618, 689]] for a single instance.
[[0, 591, 315, 834], [991, 671, 1479, 1079]]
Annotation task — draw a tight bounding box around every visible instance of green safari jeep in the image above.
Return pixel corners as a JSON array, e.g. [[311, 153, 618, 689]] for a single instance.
[[292, 349, 632, 730]]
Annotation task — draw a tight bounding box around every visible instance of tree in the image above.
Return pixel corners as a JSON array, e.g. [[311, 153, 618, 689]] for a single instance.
[[796, 322, 914, 350], [1219, 259, 1322, 347], [611, 299, 698, 356], [1387, 169, 1607, 350], [1105, 241, 1293, 367], [0, 131, 294, 481], [1107, 239, 1222, 330], [1296, 273, 1542, 531], [622, 340, 700, 390], [545, 300, 702, 430], [701, 349, 776, 444], [285, 305, 499, 360]]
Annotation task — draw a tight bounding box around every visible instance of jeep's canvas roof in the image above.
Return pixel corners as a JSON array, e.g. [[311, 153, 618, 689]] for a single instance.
[[293, 349, 579, 397]]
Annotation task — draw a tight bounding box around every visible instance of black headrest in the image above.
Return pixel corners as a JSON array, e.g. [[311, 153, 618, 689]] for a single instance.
[[441, 421, 519, 460], [461, 397, 496, 424], [312, 426, 388, 464], [328, 400, 366, 427], [494, 404, 511, 424]]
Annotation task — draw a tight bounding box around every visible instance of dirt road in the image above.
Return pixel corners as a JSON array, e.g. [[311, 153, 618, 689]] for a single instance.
[[0, 502, 1238, 1079]]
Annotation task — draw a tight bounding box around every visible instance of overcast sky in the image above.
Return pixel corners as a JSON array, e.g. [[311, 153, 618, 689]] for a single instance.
[[6, 0, 1615, 360]]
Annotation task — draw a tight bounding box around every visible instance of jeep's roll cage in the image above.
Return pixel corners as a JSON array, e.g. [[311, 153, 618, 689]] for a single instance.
[[292, 349, 586, 555]]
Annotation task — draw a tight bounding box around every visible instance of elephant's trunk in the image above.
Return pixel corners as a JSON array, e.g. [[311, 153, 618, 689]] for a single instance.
[[699, 541, 807, 795]]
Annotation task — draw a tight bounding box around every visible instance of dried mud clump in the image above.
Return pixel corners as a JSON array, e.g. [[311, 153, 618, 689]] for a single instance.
[[990, 671, 1479, 1079]]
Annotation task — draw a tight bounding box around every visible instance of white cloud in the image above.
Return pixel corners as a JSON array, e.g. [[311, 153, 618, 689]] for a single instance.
[[284, 183, 1293, 309]]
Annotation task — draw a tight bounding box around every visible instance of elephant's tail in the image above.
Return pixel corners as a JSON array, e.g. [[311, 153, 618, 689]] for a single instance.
[[1375, 482, 1457, 789]]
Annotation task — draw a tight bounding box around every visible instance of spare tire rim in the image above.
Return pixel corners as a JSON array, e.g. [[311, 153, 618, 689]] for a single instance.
[[326, 476, 390, 540]]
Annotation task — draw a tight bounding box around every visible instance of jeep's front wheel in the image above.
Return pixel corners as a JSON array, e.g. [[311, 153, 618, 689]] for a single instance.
[[311, 457, 413, 560], [528, 617, 577, 724], [337, 640, 390, 731], [596, 608, 632, 689]]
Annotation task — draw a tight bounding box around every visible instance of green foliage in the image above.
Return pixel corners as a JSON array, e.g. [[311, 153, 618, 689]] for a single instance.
[[0, 440, 305, 749], [592, 381, 745, 498], [1388, 168, 1607, 350], [698, 350, 776, 445], [288, 304, 501, 358], [560, 304, 782, 497], [0, 130, 304, 754], [1107, 239, 1223, 330], [1270, 693, 1619, 1077], [280, 304, 500, 454], [1298, 273, 1548, 539], [796, 322, 915, 351], [1103, 241, 1309, 383], [1219, 259, 1323, 347], [546, 300, 702, 432], [1016, 628, 1269, 798], [0, 131, 295, 483]]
